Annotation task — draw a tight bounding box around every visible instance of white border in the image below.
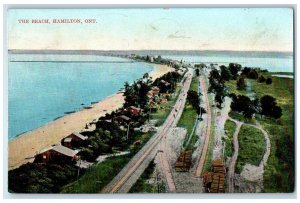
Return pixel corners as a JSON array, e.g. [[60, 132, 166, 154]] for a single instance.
[[1, 0, 299, 201]]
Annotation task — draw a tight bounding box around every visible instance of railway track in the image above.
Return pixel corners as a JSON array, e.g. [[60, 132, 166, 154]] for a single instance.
[[101, 69, 193, 193], [195, 75, 212, 177]]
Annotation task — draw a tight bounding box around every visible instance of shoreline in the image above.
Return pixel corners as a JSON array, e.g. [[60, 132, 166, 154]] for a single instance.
[[8, 64, 174, 170]]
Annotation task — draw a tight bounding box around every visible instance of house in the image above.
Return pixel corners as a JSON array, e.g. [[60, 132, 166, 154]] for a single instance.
[[161, 80, 171, 87], [160, 98, 168, 103], [127, 106, 142, 117], [147, 86, 160, 99], [113, 115, 131, 125], [34, 144, 78, 164], [62, 132, 88, 148]]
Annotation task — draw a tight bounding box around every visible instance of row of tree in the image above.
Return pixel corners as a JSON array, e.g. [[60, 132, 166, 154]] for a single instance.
[[230, 93, 282, 119], [208, 68, 227, 108]]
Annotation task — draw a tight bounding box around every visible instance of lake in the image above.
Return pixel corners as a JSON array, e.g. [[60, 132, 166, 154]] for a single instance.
[[8, 54, 153, 140]]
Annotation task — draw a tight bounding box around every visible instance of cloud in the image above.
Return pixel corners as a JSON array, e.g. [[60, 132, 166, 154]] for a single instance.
[[168, 31, 191, 39], [149, 25, 158, 31]]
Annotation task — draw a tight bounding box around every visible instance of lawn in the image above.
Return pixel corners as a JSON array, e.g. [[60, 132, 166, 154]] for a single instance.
[[178, 104, 198, 150], [226, 72, 294, 192], [224, 119, 236, 158], [61, 154, 132, 193], [251, 73, 294, 192], [236, 125, 266, 173], [178, 75, 199, 150]]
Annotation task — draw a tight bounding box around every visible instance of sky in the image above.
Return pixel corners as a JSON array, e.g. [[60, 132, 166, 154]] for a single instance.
[[7, 8, 294, 52]]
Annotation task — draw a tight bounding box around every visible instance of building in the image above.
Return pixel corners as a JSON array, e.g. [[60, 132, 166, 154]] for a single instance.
[[34, 145, 78, 164], [161, 80, 171, 87], [113, 115, 131, 125], [147, 86, 160, 99], [62, 132, 88, 148], [127, 106, 142, 117]]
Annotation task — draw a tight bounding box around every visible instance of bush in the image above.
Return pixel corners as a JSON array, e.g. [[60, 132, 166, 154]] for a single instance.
[[266, 77, 273, 84], [258, 75, 266, 83], [9, 163, 78, 193]]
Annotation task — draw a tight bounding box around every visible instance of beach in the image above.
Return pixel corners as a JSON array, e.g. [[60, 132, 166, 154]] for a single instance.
[[8, 64, 174, 170]]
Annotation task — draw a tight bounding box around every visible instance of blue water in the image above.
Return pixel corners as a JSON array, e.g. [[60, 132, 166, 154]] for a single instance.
[[163, 55, 293, 73], [8, 54, 153, 140]]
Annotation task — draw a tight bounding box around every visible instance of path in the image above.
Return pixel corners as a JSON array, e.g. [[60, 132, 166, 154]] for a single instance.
[[227, 118, 242, 193], [227, 117, 271, 192]]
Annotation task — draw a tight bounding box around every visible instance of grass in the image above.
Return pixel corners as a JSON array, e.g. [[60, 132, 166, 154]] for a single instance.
[[178, 75, 199, 150], [236, 125, 265, 173], [151, 85, 181, 126], [224, 120, 236, 158], [129, 159, 165, 193], [225, 79, 247, 96], [226, 73, 294, 192], [251, 74, 294, 192], [190, 76, 199, 92], [61, 154, 131, 193]]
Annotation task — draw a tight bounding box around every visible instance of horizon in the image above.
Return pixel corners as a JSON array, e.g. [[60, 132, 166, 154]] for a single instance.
[[8, 49, 293, 54]]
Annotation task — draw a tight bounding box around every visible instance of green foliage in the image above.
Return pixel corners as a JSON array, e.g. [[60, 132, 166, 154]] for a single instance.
[[266, 77, 273, 84], [228, 63, 242, 79], [257, 75, 266, 83], [208, 68, 227, 109], [220, 65, 232, 81], [9, 163, 78, 193], [224, 120, 236, 158], [236, 76, 246, 90], [236, 125, 266, 173], [230, 94, 259, 119], [61, 155, 131, 193], [260, 95, 282, 119], [129, 159, 165, 193]]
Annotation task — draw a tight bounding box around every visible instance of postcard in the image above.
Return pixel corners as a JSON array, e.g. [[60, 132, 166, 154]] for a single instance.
[[6, 7, 294, 194]]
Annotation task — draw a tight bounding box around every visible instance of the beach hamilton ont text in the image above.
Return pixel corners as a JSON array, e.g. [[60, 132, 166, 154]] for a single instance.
[[18, 18, 97, 24]]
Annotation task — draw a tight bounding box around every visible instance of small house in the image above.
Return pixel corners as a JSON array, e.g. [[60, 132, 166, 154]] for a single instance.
[[34, 145, 78, 164], [113, 115, 131, 125], [62, 132, 88, 148], [127, 106, 142, 117]]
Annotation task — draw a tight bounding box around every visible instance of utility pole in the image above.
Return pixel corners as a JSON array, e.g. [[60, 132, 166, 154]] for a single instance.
[[126, 122, 130, 142]]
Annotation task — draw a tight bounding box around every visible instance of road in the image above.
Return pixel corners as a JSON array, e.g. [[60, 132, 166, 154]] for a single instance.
[[227, 119, 242, 193], [227, 117, 271, 193], [194, 75, 212, 177], [101, 68, 194, 193]]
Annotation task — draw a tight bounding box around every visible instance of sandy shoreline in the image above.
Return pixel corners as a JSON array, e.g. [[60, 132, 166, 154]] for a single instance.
[[8, 64, 174, 170]]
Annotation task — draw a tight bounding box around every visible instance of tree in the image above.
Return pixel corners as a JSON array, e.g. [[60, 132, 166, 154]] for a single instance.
[[228, 63, 242, 80], [258, 75, 266, 83], [266, 77, 273, 85], [241, 67, 251, 76], [187, 90, 200, 110], [195, 68, 200, 76], [237, 76, 246, 90], [260, 95, 282, 119], [272, 106, 282, 119], [220, 65, 232, 81], [260, 95, 277, 117], [248, 69, 259, 79], [229, 94, 259, 119]]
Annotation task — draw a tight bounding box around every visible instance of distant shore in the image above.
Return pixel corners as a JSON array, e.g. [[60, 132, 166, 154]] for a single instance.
[[8, 64, 174, 170]]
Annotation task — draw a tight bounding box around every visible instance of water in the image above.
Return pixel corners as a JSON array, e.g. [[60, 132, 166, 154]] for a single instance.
[[272, 74, 294, 79], [8, 54, 153, 140], [8, 52, 294, 140], [163, 54, 293, 73]]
